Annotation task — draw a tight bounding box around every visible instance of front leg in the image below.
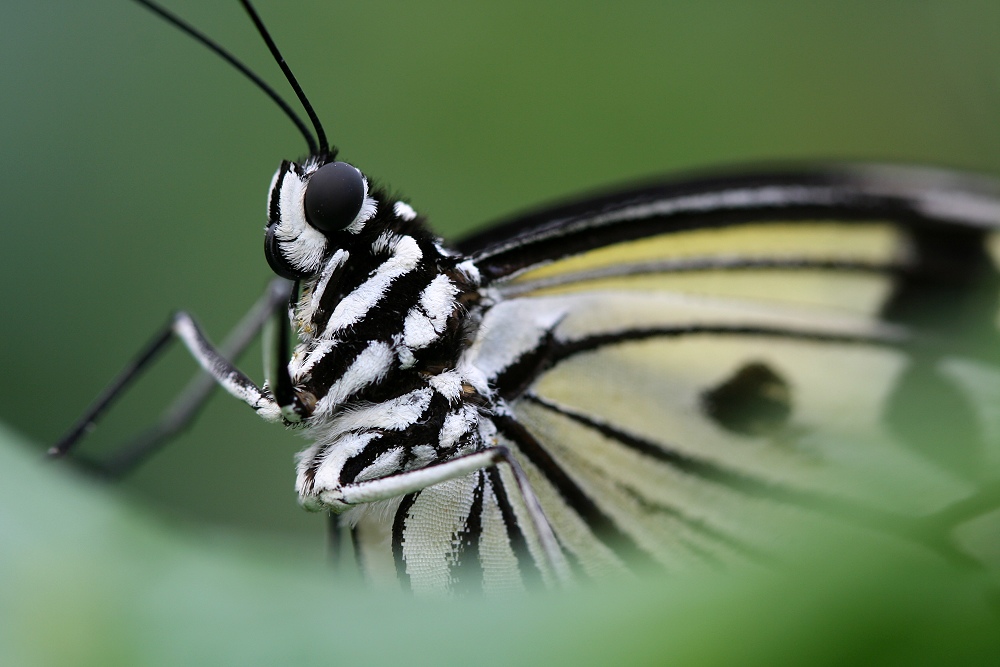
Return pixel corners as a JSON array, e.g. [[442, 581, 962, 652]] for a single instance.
[[170, 312, 280, 419], [49, 279, 292, 469]]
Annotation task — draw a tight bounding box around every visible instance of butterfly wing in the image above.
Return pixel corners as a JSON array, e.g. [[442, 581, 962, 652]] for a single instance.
[[361, 165, 1000, 592]]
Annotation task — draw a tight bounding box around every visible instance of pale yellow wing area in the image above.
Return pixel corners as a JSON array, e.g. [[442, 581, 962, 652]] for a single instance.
[[526, 335, 966, 508], [510, 331, 979, 568], [478, 279, 998, 570], [500, 221, 909, 316]]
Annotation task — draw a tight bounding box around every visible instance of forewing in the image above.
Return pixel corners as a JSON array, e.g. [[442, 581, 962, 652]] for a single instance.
[[463, 165, 1000, 578]]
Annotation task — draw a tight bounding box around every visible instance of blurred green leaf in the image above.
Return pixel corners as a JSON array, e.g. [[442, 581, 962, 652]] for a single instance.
[[2, 425, 998, 666]]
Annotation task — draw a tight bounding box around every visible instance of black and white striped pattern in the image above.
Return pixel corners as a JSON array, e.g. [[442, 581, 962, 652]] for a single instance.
[[262, 158, 1000, 592]]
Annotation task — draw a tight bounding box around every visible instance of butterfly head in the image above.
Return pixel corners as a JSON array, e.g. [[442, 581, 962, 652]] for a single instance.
[[265, 155, 396, 280]]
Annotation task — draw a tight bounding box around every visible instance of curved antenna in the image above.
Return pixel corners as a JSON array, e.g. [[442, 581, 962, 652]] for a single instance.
[[238, 0, 331, 156], [132, 0, 319, 155]]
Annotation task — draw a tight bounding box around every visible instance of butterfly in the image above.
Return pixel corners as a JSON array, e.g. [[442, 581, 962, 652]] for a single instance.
[[51, 0, 1000, 593]]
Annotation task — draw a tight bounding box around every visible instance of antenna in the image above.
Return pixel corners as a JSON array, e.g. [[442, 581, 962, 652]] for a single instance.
[[238, 0, 330, 156], [131, 0, 325, 156]]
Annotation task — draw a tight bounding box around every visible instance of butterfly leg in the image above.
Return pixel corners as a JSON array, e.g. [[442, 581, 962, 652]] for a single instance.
[[49, 278, 293, 477], [328, 447, 572, 585]]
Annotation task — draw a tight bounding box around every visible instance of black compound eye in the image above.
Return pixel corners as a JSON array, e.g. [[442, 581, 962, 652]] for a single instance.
[[304, 161, 366, 233]]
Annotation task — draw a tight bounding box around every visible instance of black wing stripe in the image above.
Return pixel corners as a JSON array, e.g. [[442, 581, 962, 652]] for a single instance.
[[458, 170, 865, 254], [449, 471, 485, 591], [486, 466, 543, 586], [474, 196, 884, 283], [882, 225, 1000, 341], [877, 227, 1000, 474], [556, 325, 897, 364], [523, 392, 788, 498], [498, 258, 899, 297], [459, 166, 1000, 284], [523, 391, 863, 532], [391, 492, 419, 591], [493, 413, 659, 569], [493, 324, 898, 403], [520, 394, 939, 552], [525, 394, 770, 562]]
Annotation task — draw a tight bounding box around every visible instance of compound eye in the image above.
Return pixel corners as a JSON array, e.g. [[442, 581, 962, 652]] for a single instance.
[[303, 161, 366, 233]]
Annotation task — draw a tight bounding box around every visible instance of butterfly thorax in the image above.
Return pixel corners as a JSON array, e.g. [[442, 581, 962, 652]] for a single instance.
[[264, 156, 491, 511]]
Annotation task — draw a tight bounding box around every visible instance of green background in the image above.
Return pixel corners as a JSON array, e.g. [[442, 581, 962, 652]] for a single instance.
[[2, 1, 1000, 664]]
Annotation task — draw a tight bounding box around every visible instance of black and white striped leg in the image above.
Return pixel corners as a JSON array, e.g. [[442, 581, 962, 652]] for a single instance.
[[328, 447, 572, 585], [50, 279, 293, 477]]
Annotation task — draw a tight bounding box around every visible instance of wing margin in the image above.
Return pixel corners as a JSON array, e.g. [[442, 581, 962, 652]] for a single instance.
[[458, 165, 1000, 285]]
